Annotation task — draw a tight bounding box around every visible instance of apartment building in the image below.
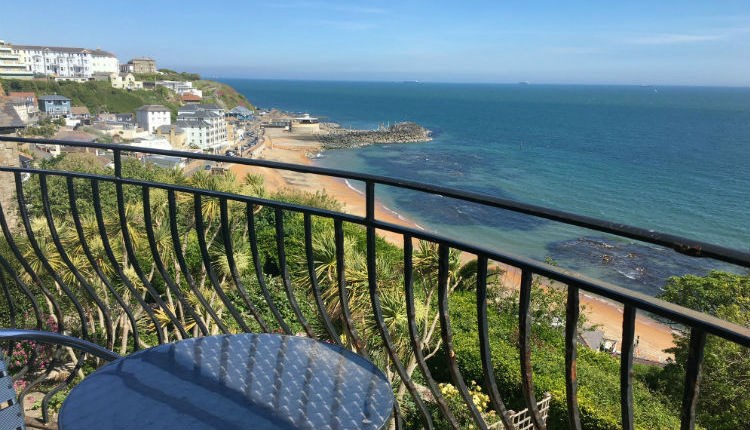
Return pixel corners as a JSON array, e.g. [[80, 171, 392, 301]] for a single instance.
[[0, 40, 33, 79], [176, 104, 227, 151], [12, 44, 118, 81]]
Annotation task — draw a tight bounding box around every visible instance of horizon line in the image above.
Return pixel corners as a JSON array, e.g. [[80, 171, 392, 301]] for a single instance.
[[204, 76, 750, 89]]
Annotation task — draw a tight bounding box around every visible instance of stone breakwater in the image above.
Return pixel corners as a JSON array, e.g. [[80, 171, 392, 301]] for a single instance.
[[318, 122, 432, 149]]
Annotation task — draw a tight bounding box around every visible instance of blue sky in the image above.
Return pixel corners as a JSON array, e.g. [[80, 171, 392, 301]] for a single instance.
[[3, 1, 749, 85]]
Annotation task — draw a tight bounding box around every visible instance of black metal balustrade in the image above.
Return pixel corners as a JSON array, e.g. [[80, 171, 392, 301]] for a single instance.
[[0, 136, 748, 430]]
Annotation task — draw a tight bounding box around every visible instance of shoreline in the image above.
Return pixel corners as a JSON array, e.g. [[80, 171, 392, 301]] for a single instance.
[[229, 129, 676, 363]]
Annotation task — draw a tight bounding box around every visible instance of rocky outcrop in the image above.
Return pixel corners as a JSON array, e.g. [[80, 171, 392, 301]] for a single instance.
[[319, 122, 431, 149]]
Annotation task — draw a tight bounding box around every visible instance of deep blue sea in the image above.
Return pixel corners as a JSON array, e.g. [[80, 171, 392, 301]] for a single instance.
[[220, 79, 750, 295]]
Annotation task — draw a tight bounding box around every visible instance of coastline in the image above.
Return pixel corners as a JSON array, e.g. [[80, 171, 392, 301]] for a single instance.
[[229, 128, 676, 363]]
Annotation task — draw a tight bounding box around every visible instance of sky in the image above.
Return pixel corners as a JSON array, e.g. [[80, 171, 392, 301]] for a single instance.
[[2, 0, 749, 86]]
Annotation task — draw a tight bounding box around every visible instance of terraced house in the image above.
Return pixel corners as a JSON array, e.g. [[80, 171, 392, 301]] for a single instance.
[[12, 43, 118, 81]]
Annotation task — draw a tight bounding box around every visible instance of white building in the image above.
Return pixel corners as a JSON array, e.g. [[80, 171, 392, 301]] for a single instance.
[[90, 52, 119, 75], [0, 40, 33, 79], [12, 44, 118, 81], [155, 80, 203, 97], [176, 104, 227, 151], [135, 105, 171, 133]]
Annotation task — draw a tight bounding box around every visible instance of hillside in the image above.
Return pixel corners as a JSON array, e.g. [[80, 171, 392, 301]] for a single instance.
[[135, 69, 255, 110], [0, 78, 181, 115], [0, 75, 254, 115], [194, 80, 254, 110]]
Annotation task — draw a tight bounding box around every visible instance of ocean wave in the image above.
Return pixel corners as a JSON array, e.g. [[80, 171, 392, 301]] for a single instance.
[[344, 179, 365, 196]]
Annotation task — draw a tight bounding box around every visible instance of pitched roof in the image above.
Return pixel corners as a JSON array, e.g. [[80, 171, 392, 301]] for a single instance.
[[8, 92, 36, 100], [38, 94, 71, 101], [176, 118, 211, 128], [14, 45, 116, 57], [136, 104, 170, 112], [71, 106, 90, 115], [156, 124, 185, 133], [0, 99, 27, 129], [181, 94, 201, 102]]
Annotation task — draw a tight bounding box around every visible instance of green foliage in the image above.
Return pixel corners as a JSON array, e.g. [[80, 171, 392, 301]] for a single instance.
[[1, 74, 254, 115], [135, 69, 201, 82], [428, 291, 683, 429], [194, 80, 255, 110], [5, 152, 710, 430], [649, 271, 750, 430], [1, 78, 180, 114], [18, 116, 60, 138]]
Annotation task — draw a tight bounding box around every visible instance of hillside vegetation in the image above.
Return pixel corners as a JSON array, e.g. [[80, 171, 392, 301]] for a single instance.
[[1, 72, 254, 115], [194, 80, 254, 110], [135, 68, 255, 110], [0, 78, 181, 115]]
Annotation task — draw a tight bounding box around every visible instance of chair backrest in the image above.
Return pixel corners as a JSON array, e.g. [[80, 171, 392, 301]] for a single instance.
[[0, 356, 25, 430]]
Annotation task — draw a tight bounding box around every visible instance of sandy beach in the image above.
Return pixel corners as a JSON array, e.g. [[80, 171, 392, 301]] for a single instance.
[[229, 129, 677, 363]]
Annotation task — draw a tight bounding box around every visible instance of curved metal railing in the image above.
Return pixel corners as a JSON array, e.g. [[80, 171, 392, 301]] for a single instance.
[[0, 136, 748, 429]]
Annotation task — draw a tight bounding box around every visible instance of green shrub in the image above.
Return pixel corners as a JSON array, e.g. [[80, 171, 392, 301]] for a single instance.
[[429, 291, 683, 430]]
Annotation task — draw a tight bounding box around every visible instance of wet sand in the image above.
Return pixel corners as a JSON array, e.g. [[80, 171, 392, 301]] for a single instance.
[[229, 130, 677, 363]]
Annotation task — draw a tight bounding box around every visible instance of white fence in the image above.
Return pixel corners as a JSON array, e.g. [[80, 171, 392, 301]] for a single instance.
[[488, 393, 552, 430]]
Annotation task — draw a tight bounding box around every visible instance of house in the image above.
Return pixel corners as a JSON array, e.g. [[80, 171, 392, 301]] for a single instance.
[[155, 124, 187, 148], [113, 73, 143, 90], [12, 44, 118, 81], [0, 40, 33, 79], [176, 104, 227, 150], [181, 93, 201, 104], [94, 72, 144, 90], [69, 106, 91, 121], [0, 98, 29, 133], [8, 92, 37, 108], [135, 105, 171, 133], [38, 95, 71, 117], [123, 57, 156, 74], [115, 113, 135, 125], [7, 92, 39, 120]]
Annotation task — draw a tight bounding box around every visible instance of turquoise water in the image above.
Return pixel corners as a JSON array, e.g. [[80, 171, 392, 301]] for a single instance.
[[221, 79, 750, 294]]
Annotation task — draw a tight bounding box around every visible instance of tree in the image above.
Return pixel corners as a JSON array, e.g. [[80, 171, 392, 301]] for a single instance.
[[656, 271, 750, 430]]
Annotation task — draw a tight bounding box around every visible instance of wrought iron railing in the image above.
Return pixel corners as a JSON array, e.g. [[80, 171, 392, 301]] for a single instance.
[[0, 136, 748, 430]]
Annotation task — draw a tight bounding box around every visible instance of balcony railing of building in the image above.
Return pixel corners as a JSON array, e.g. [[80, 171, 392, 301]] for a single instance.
[[0, 136, 748, 430]]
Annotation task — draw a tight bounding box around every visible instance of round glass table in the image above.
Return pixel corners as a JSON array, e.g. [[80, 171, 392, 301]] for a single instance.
[[59, 334, 393, 429]]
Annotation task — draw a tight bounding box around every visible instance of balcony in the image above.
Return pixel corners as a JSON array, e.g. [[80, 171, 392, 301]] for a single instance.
[[0, 136, 748, 429]]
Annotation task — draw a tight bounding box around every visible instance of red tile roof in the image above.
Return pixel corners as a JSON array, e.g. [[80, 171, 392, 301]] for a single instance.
[[181, 94, 202, 102]]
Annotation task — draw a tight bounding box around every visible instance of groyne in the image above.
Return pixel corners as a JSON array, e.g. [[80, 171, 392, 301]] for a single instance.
[[318, 122, 431, 149]]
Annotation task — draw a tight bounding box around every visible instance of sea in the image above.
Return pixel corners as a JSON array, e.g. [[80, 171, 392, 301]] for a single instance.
[[220, 79, 750, 296]]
